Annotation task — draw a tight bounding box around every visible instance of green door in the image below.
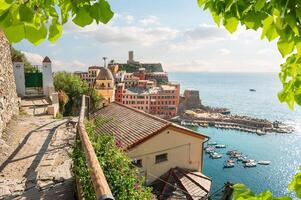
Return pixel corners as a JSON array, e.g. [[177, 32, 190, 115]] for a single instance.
[[25, 73, 43, 88]]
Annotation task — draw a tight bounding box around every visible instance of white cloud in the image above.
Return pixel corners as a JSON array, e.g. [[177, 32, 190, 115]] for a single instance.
[[22, 51, 87, 72], [64, 21, 178, 46], [218, 48, 231, 55], [22, 51, 44, 65], [139, 16, 159, 26], [257, 48, 277, 56]]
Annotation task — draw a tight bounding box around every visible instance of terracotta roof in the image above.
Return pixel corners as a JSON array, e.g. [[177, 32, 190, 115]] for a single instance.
[[150, 167, 212, 200], [91, 102, 207, 149], [12, 56, 23, 62], [96, 67, 114, 80], [89, 65, 102, 69], [43, 56, 51, 63]]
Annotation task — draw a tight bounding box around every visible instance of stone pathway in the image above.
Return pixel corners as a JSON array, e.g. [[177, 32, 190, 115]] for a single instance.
[[0, 114, 77, 199]]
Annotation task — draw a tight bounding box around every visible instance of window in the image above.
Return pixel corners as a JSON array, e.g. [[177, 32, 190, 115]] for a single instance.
[[132, 159, 142, 168], [155, 153, 168, 164]]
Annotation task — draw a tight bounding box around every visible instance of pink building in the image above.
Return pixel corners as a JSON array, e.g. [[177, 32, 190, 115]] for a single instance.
[[115, 82, 180, 119]]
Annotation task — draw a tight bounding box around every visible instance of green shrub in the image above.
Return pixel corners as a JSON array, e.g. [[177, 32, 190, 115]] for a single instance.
[[72, 121, 153, 200], [53, 72, 101, 116]]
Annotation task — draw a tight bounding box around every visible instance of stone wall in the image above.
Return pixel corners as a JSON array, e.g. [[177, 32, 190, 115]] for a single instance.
[[0, 31, 19, 137]]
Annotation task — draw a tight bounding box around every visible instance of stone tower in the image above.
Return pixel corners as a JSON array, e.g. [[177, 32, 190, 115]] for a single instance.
[[12, 56, 25, 97], [42, 56, 54, 97]]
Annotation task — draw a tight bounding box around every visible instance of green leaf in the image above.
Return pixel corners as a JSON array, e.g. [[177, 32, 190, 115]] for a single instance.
[[0, 10, 11, 28], [261, 16, 274, 39], [255, 0, 265, 11], [265, 24, 278, 41], [0, 0, 11, 12], [19, 4, 34, 22], [48, 18, 62, 43], [197, 0, 207, 7], [244, 12, 262, 30], [296, 38, 301, 54], [224, 16, 239, 33], [72, 7, 93, 27], [285, 14, 299, 36], [295, 92, 301, 106], [277, 38, 295, 58], [3, 23, 25, 43], [89, 0, 114, 24], [25, 24, 47, 45], [211, 11, 221, 27]]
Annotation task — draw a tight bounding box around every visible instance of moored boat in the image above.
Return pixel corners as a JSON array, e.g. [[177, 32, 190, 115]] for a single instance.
[[205, 146, 215, 154], [208, 141, 217, 145], [244, 161, 257, 167], [210, 152, 222, 159], [258, 160, 271, 165], [224, 162, 235, 168], [215, 144, 226, 148]]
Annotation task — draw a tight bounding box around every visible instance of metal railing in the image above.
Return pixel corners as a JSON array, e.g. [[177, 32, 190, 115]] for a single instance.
[[77, 95, 114, 200]]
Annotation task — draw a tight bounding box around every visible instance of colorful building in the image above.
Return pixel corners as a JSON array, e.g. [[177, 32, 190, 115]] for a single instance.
[[115, 82, 180, 119], [94, 67, 115, 103]]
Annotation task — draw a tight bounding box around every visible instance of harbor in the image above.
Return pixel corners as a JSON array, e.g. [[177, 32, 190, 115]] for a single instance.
[[173, 110, 294, 135]]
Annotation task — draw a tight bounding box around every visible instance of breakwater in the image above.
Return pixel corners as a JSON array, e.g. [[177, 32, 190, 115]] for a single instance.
[[174, 112, 294, 135]]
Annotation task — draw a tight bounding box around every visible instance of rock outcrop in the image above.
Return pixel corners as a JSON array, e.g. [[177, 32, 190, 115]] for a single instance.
[[0, 30, 19, 137]]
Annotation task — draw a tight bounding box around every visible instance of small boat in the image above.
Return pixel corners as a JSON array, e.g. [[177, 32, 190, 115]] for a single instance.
[[258, 161, 271, 165], [224, 162, 235, 168], [208, 141, 217, 145], [249, 89, 256, 92], [245, 161, 257, 167], [226, 159, 235, 163], [226, 150, 238, 155], [205, 147, 215, 154], [230, 153, 242, 158], [215, 144, 226, 148], [210, 152, 222, 159], [237, 156, 248, 161]]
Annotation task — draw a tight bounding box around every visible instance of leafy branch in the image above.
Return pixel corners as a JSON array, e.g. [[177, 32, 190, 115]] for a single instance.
[[233, 165, 301, 199], [0, 0, 114, 45], [198, 0, 301, 109]]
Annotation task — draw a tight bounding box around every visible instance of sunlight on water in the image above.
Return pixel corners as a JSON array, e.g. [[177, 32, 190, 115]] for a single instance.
[[169, 72, 301, 197]]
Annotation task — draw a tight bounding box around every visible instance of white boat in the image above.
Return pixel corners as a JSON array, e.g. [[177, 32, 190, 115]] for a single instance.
[[227, 150, 239, 155], [210, 152, 222, 159], [224, 162, 235, 168], [205, 147, 215, 154], [237, 156, 248, 161], [244, 159, 257, 167], [208, 141, 217, 145], [215, 144, 226, 148], [245, 162, 257, 167], [258, 161, 271, 165]]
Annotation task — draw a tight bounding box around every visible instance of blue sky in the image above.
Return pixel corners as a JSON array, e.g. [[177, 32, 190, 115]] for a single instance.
[[14, 0, 282, 73]]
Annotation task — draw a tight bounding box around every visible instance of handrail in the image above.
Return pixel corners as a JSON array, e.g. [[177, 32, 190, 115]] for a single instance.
[[78, 95, 114, 200]]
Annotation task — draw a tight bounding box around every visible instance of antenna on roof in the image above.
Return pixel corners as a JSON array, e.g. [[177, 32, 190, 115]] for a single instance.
[[103, 57, 107, 68]]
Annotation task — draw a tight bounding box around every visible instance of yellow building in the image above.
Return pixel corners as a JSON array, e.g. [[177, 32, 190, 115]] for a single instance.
[[94, 67, 115, 103], [92, 102, 212, 199]]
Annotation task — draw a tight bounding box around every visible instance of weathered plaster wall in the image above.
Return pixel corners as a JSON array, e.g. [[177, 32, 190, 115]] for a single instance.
[[0, 31, 19, 137]]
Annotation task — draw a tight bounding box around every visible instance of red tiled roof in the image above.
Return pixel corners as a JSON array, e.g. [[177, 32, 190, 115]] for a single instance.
[[89, 65, 102, 69], [91, 102, 207, 149], [150, 167, 212, 200], [43, 56, 51, 63], [12, 56, 23, 62]]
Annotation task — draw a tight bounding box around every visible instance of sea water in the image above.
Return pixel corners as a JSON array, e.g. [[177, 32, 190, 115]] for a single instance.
[[169, 72, 301, 197]]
